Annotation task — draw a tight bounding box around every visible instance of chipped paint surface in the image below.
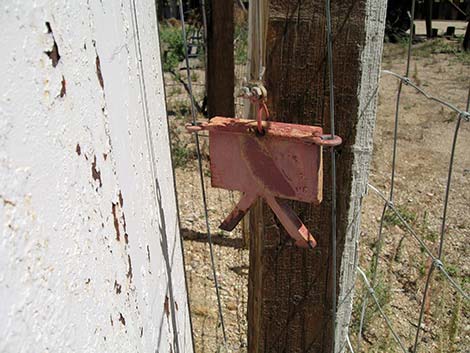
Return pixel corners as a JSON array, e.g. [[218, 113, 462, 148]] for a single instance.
[[0, 1, 193, 352]]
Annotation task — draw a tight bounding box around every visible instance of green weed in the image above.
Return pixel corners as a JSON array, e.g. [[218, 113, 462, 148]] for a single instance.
[[412, 38, 470, 64], [159, 24, 185, 73], [234, 23, 248, 64], [383, 205, 416, 228], [172, 144, 190, 169]]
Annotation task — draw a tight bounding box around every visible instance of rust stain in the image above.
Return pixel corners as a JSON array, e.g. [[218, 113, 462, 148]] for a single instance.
[[146, 245, 151, 262], [114, 280, 121, 294], [96, 55, 104, 89], [112, 203, 120, 241], [110, 315, 114, 326], [126, 255, 133, 281], [118, 191, 124, 207], [1, 197, 16, 206], [122, 212, 127, 232], [75, 143, 81, 156], [103, 153, 108, 161], [122, 212, 129, 244], [91, 155, 102, 187], [164, 295, 170, 318], [118, 313, 126, 326], [60, 76, 66, 97], [44, 22, 61, 67]]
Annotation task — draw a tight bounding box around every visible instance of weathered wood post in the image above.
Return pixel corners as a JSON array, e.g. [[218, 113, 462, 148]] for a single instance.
[[207, 0, 235, 117], [246, 1, 387, 352], [425, 0, 433, 38]]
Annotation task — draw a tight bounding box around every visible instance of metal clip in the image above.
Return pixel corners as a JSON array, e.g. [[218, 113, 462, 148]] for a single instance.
[[239, 81, 269, 134]]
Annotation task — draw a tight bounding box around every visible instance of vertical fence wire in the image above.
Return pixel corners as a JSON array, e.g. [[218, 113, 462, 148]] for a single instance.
[[324, 0, 339, 349], [177, 0, 228, 350], [412, 87, 470, 353]]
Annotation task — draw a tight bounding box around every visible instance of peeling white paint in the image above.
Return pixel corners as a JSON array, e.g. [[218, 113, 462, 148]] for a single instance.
[[0, 1, 193, 352]]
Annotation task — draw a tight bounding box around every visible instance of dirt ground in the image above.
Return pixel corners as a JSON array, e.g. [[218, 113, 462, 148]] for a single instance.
[[164, 21, 469, 353]]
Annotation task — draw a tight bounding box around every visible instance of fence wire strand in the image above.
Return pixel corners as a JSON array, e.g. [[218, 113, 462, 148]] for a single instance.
[[367, 183, 469, 301], [382, 70, 470, 120], [346, 335, 355, 353], [412, 86, 470, 353], [357, 268, 408, 353], [325, 0, 339, 350], [177, 0, 228, 350]]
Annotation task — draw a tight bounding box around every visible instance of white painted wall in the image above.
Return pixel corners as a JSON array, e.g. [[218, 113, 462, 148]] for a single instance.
[[0, 1, 193, 352]]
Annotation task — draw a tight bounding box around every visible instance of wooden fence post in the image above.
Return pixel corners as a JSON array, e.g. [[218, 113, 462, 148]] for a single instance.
[[207, 0, 235, 117], [246, 1, 387, 352], [425, 0, 433, 38]]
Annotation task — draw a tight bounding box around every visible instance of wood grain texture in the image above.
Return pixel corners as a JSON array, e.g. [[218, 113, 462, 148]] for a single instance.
[[247, 1, 387, 352], [207, 0, 235, 117]]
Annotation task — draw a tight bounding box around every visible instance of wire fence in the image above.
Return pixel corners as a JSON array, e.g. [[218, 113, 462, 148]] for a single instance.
[[167, 0, 469, 352], [178, 0, 229, 350], [348, 2, 470, 352]]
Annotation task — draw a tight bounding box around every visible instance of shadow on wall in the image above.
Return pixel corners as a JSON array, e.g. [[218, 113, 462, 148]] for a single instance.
[[155, 176, 182, 353]]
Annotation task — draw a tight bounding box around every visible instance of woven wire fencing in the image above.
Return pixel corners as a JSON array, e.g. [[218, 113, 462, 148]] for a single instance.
[[345, 6, 470, 353]]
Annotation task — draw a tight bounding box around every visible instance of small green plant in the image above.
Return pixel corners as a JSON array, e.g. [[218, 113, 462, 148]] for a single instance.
[[169, 125, 192, 169], [170, 99, 190, 116], [159, 24, 185, 73], [159, 23, 206, 115], [168, 86, 182, 96], [383, 205, 416, 228], [445, 265, 458, 277], [448, 297, 461, 352], [172, 144, 190, 169], [412, 62, 421, 86], [412, 38, 470, 65], [351, 270, 392, 335], [234, 23, 248, 64], [403, 103, 414, 111]]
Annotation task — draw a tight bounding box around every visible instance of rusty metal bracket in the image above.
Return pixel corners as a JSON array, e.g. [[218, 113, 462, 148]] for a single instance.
[[186, 117, 342, 248], [239, 81, 269, 134]]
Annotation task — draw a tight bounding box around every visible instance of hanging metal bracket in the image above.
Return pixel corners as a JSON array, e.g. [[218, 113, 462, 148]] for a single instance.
[[187, 117, 342, 248]]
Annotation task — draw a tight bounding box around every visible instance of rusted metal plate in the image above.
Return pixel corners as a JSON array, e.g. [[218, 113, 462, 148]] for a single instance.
[[187, 117, 341, 248]]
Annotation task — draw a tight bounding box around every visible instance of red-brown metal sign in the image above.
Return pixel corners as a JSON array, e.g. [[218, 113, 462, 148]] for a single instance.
[[187, 117, 341, 248]]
